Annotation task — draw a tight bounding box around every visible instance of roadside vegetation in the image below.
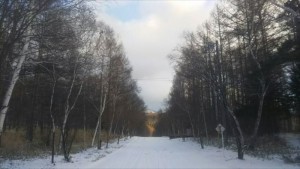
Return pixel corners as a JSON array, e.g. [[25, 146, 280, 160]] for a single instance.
[[155, 0, 300, 162], [0, 0, 146, 163]]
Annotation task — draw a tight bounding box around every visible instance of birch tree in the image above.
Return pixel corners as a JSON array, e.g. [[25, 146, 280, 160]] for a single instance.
[[0, 0, 83, 147], [90, 23, 112, 149]]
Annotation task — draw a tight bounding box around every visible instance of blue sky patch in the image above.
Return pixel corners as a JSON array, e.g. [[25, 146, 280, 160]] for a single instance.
[[105, 1, 141, 22]]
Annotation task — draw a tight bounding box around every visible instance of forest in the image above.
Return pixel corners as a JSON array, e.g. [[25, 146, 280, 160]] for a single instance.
[[1, 0, 300, 165], [155, 0, 300, 159], [0, 0, 146, 162]]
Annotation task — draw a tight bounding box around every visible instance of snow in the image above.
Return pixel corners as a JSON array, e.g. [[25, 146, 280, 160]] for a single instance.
[[0, 139, 128, 169], [278, 133, 300, 149], [1, 137, 299, 169]]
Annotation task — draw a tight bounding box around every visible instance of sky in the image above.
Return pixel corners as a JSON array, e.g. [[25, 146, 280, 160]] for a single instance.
[[92, 0, 217, 111]]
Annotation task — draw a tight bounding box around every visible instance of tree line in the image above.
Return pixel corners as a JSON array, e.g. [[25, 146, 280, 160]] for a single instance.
[[0, 0, 146, 162], [156, 0, 300, 159]]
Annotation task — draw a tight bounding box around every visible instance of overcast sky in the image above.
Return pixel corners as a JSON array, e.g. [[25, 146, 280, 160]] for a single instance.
[[93, 0, 217, 111]]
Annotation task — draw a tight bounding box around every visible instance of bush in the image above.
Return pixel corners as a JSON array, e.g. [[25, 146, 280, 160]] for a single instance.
[[0, 128, 106, 159]]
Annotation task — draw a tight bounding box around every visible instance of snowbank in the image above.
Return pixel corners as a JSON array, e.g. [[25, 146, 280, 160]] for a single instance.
[[1, 137, 299, 169]]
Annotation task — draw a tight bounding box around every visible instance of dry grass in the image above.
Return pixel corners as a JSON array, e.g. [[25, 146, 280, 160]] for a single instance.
[[1, 129, 27, 150], [0, 128, 119, 159], [0, 129, 49, 159], [244, 135, 292, 159], [203, 135, 298, 161]]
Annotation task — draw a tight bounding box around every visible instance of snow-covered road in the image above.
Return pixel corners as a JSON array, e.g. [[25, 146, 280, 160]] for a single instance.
[[86, 137, 298, 169], [2, 137, 299, 169]]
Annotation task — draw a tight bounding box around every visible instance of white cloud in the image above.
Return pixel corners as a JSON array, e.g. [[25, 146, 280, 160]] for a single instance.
[[95, 0, 217, 111]]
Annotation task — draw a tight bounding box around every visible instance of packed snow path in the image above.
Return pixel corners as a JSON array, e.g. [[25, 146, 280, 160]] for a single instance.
[[2, 137, 298, 169], [86, 137, 297, 169]]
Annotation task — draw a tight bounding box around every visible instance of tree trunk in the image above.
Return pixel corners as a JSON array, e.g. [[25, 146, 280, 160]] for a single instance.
[[248, 45, 268, 150], [91, 71, 107, 148], [51, 130, 55, 164], [0, 31, 30, 146], [49, 70, 56, 163], [60, 75, 83, 161], [201, 95, 209, 140], [106, 130, 109, 148], [83, 104, 86, 149], [92, 116, 100, 147], [249, 83, 267, 150], [230, 109, 244, 160], [97, 118, 102, 150], [61, 130, 70, 162], [113, 111, 122, 135], [223, 96, 244, 159], [121, 124, 125, 138], [108, 112, 115, 137], [199, 135, 204, 149], [235, 130, 244, 160]]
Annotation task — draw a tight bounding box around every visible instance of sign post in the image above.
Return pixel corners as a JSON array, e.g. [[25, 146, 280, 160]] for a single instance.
[[215, 124, 225, 149]]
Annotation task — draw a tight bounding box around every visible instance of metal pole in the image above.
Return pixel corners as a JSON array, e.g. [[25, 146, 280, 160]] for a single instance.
[[221, 131, 224, 149]]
